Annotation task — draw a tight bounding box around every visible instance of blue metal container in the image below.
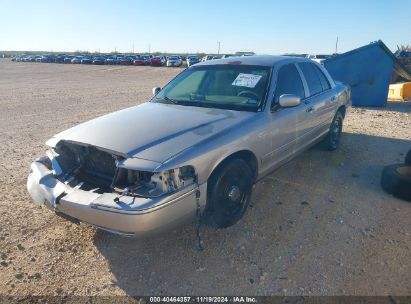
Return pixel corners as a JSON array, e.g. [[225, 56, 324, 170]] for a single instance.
[[323, 41, 397, 107]]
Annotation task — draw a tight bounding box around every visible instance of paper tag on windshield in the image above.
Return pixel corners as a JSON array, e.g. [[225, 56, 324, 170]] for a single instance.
[[232, 73, 262, 88]]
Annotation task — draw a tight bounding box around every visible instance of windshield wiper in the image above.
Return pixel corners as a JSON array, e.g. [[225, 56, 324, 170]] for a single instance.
[[156, 96, 179, 104]]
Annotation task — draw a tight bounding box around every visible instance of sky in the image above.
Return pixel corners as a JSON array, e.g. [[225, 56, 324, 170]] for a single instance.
[[1, 0, 410, 55]]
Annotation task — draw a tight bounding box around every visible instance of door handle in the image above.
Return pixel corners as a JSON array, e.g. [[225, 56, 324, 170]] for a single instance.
[[331, 96, 336, 101], [306, 107, 314, 113]]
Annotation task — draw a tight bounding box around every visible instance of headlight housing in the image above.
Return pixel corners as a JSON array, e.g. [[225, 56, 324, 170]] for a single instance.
[[112, 166, 196, 198]]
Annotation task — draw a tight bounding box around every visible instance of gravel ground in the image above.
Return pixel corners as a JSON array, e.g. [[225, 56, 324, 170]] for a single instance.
[[0, 59, 410, 297]]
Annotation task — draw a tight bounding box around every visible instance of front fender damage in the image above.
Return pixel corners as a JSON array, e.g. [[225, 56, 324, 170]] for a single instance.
[[27, 157, 70, 209]]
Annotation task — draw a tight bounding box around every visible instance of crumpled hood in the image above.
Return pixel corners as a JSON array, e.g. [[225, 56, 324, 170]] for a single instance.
[[48, 102, 255, 163]]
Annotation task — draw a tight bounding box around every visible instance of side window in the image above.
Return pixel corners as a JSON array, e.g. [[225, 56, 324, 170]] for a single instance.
[[314, 65, 331, 91], [273, 64, 305, 103], [299, 62, 323, 96]]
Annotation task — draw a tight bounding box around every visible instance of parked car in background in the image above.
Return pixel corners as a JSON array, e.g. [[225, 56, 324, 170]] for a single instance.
[[166, 56, 182, 67], [142, 55, 153, 65], [80, 57, 92, 64], [133, 56, 146, 66], [27, 56, 351, 237], [186, 55, 200, 67], [201, 55, 214, 62], [241, 53, 255, 57], [36, 55, 50, 63], [119, 56, 134, 65], [159, 56, 167, 65], [92, 56, 106, 65], [150, 56, 164, 66], [307, 54, 331, 63], [55, 54, 66, 63], [106, 56, 119, 65], [39, 55, 51, 63], [63, 55, 74, 63], [71, 56, 84, 64], [133, 55, 152, 66]]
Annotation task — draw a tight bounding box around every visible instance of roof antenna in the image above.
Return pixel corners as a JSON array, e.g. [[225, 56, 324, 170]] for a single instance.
[[335, 36, 339, 54]]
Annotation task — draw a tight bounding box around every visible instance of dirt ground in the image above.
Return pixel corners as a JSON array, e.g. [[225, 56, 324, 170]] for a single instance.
[[0, 59, 410, 297]]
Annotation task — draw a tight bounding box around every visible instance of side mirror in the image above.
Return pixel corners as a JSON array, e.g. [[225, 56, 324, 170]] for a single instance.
[[278, 94, 301, 108], [152, 87, 161, 96]]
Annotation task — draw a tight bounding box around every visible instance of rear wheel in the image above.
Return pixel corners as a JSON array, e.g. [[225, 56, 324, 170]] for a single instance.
[[206, 159, 253, 228], [325, 111, 344, 151]]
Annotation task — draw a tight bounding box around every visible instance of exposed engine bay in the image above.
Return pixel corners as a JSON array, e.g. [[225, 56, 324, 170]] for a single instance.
[[47, 141, 196, 198]]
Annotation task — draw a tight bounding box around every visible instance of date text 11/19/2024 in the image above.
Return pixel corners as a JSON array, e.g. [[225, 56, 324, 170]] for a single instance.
[[149, 296, 258, 303]]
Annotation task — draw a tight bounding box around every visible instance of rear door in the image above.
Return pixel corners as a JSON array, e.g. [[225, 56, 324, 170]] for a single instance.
[[312, 64, 338, 127], [297, 62, 336, 141]]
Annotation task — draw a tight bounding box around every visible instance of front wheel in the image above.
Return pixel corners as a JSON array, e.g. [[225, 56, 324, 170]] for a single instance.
[[325, 111, 344, 151], [206, 159, 253, 228]]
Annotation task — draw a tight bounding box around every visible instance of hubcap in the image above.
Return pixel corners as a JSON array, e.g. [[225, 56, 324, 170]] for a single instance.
[[227, 185, 241, 202]]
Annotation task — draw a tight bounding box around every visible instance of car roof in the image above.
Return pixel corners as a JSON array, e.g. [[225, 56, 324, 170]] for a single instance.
[[195, 55, 312, 67]]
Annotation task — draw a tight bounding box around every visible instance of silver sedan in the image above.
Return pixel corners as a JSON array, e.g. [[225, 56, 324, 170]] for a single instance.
[[27, 56, 351, 236]]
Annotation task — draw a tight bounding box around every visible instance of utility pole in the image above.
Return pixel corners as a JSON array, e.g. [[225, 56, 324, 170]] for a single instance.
[[335, 37, 339, 54], [148, 44, 151, 55], [217, 41, 221, 55], [132, 44, 134, 54]]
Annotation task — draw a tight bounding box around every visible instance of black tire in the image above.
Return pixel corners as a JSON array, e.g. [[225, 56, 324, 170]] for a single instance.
[[325, 111, 344, 151], [405, 149, 411, 166], [206, 159, 253, 228], [381, 164, 411, 202]]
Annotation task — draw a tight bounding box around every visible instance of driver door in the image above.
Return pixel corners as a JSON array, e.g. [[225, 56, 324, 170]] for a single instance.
[[266, 63, 310, 169]]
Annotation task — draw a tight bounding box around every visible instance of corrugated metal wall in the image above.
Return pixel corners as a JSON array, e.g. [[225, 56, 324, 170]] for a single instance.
[[323, 41, 394, 107]]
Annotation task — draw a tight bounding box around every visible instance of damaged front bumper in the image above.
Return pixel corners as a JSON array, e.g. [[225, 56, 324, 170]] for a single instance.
[[27, 158, 207, 237]]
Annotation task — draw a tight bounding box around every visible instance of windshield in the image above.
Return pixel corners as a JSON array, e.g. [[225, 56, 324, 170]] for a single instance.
[[153, 64, 270, 111], [168, 56, 178, 60]]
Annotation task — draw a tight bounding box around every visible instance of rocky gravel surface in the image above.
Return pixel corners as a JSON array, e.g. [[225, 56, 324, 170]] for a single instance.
[[0, 59, 410, 297]]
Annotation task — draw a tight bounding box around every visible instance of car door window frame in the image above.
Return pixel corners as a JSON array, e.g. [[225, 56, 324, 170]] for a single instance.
[[271, 62, 307, 110], [297, 62, 332, 100], [313, 64, 331, 91]]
